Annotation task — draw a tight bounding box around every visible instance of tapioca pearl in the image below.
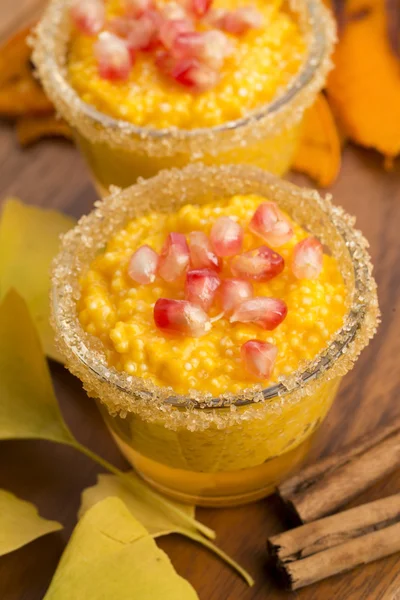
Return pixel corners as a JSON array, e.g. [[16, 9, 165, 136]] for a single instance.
[[111, 275, 126, 293], [127, 288, 138, 298], [317, 324, 331, 339], [86, 323, 97, 336], [135, 300, 148, 313], [231, 383, 242, 394], [99, 305, 113, 321], [230, 330, 248, 343], [79, 309, 90, 326], [289, 334, 301, 349], [269, 279, 287, 294], [86, 297, 103, 311], [177, 206, 203, 230], [209, 378, 224, 393], [222, 362, 236, 376], [133, 338, 145, 351], [124, 361, 138, 375], [110, 328, 130, 354], [97, 251, 125, 274], [202, 357, 214, 370], [117, 298, 136, 319], [309, 334, 322, 349], [220, 336, 234, 348]]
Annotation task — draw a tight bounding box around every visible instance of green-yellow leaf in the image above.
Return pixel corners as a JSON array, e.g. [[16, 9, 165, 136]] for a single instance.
[[0, 289, 215, 540], [79, 472, 255, 586], [0, 198, 75, 361], [0, 290, 74, 444], [0, 289, 252, 584], [44, 497, 199, 600], [79, 472, 194, 536], [0, 489, 62, 556]]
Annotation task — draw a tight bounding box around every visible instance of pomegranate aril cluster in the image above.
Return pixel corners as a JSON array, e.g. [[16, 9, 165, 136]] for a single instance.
[[70, 0, 263, 91], [126, 201, 324, 381]]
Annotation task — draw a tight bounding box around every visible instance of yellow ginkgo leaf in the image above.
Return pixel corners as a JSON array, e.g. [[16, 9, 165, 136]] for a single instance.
[[0, 198, 75, 361], [44, 497, 199, 600], [79, 472, 195, 536], [79, 472, 255, 585], [0, 290, 252, 584], [0, 290, 74, 444], [0, 489, 62, 556]]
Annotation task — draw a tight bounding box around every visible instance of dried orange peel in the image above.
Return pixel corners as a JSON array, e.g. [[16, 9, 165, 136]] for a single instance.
[[0, 76, 54, 118], [0, 24, 71, 146], [16, 115, 73, 147], [0, 25, 33, 87], [292, 93, 341, 187], [327, 0, 400, 161]]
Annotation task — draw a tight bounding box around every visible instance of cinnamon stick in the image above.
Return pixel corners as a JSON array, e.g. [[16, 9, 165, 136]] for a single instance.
[[277, 416, 400, 523], [268, 493, 400, 590]]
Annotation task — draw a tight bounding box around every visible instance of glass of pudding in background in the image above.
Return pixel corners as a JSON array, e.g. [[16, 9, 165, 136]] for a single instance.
[[33, 0, 335, 194], [51, 164, 379, 507]]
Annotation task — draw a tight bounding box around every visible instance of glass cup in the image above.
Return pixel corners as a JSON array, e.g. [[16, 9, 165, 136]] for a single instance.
[[33, 0, 336, 194], [51, 164, 379, 507]]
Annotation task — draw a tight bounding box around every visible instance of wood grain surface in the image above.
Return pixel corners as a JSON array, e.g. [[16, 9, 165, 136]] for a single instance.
[[1, 2, 400, 599]]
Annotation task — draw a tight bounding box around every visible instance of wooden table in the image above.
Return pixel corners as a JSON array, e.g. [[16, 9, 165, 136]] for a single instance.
[[1, 4, 400, 600]]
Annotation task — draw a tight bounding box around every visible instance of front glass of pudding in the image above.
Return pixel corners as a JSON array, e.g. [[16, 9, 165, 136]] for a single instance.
[[52, 165, 379, 506], [34, 0, 335, 192]]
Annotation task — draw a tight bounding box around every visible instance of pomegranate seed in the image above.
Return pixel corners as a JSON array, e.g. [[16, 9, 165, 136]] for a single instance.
[[230, 297, 287, 330], [241, 340, 278, 379], [219, 278, 253, 315], [158, 232, 190, 282], [175, 57, 219, 91], [208, 6, 263, 34], [230, 246, 284, 282], [70, 0, 105, 35], [172, 31, 204, 56], [292, 237, 324, 280], [107, 16, 133, 38], [127, 245, 159, 284], [94, 32, 133, 81], [125, 0, 153, 18], [162, 2, 188, 20], [173, 30, 234, 69], [159, 18, 194, 49], [190, 0, 213, 17], [126, 11, 161, 51], [200, 30, 234, 68], [174, 60, 218, 91], [249, 202, 293, 247], [210, 217, 244, 257], [154, 298, 211, 337], [185, 269, 221, 312], [189, 231, 220, 270]]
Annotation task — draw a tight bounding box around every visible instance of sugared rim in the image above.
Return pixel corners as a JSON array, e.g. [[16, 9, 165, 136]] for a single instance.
[[32, 0, 336, 157], [51, 164, 380, 430]]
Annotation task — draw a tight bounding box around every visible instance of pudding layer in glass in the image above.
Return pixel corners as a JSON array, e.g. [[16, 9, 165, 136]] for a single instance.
[[51, 165, 379, 506], [78, 194, 347, 396], [68, 0, 305, 129], [34, 0, 335, 189]]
